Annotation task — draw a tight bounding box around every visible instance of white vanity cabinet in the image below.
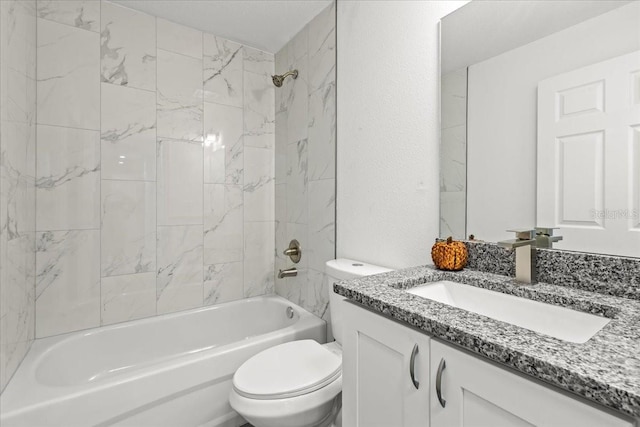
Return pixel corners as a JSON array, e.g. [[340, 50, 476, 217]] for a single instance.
[[342, 301, 431, 427]]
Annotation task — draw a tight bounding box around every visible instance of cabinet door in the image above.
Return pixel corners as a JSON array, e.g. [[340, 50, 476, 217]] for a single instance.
[[430, 340, 634, 427], [342, 301, 430, 427]]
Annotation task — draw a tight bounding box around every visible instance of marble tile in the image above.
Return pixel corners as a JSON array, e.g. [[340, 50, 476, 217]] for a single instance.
[[101, 83, 156, 181], [306, 268, 330, 321], [37, 18, 99, 129], [276, 222, 307, 307], [275, 110, 288, 185], [203, 34, 243, 108], [157, 225, 203, 314], [101, 180, 156, 276], [204, 102, 243, 185], [243, 221, 274, 297], [101, 272, 156, 325], [204, 184, 243, 264], [35, 229, 100, 337], [36, 125, 100, 231], [274, 44, 289, 115], [440, 191, 467, 240], [308, 2, 335, 93], [157, 18, 202, 60], [2, 121, 36, 235], [244, 147, 274, 222], [1, 0, 37, 124], [204, 262, 243, 305], [308, 179, 335, 272], [157, 49, 203, 141], [286, 139, 308, 224], [441, 67, 467, 130], [440, 124, 466, 192], [308, 82, 336, 180], [243, 71, 275, 149], [100, 1, 155, 91], [37, 0, 100, 32], [274, 183, 287, 285], [157, 138, 203, 226], [243, 46, 274, 77], [284, 55, 308, 145]]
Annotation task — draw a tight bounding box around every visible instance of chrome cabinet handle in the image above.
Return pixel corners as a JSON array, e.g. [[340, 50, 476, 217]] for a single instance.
[[409, 344, 419, 390], [436, 358, 446, 408]]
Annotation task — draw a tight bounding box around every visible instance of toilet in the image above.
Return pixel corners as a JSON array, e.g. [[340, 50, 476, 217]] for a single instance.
[[229, 259, 392, 427]]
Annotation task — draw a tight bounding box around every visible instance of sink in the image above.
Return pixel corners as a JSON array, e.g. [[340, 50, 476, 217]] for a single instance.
[[407, 281, 610, 343]]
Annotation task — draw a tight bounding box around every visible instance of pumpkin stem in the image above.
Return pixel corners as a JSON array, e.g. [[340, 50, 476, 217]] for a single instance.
[[446, 236, 453, 244]]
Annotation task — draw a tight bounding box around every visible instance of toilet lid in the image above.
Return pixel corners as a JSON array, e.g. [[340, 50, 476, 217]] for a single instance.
[[233, 340, 342, 400]]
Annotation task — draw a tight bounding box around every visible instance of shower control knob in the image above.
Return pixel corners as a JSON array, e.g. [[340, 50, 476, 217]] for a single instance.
[[283, 239, 302, 263]]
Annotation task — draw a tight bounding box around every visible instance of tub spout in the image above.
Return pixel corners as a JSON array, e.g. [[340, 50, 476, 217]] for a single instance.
[[278, 267, 297, 279]]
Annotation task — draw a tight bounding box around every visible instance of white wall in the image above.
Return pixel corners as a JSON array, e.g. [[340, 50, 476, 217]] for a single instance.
[[336, 1, 466, 269], [467, 2, 640, 243]]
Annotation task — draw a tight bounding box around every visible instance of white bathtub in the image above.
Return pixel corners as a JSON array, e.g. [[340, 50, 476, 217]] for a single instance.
[[0, 295, 326, 427]]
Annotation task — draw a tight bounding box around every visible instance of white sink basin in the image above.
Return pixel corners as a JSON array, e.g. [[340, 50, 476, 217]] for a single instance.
[[407, 281, 610, 343]]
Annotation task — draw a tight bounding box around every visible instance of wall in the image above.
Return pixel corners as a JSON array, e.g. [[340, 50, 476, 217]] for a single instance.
[[336, 1, 466, 269], [467, 2, 640, 243], [440, 67, 467, 240], [33, 0, 275, 338], [0, 0, 37, 392], [274, 2, 335, 322]]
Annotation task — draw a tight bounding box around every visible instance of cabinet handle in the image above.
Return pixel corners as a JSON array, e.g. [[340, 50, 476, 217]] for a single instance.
[[409, 344, 420, 389], [436, 358, 446, 408]]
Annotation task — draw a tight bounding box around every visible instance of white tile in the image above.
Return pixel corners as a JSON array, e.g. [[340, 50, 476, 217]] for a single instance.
[[101, 272, 156, 325], [157, 138, 203, 226], [306, 268, 330, 320], [36, 125, 100, 230], [308, 179, 335, 272], [308, 2, 335, 93], [37, 0, 100, 32], [157, 49, 203, 141], [275, 110, 288, 184], [274, 183, 287, 291], [244, 147, 274, 222], [243, 71, 275, 149], [243, 46, 274, 77], [285, 55, 308, 145], [286, 139, 308, 224], [440, 191, 466, 240], [157, 18, 202, 59], [204, 184, 243, 264], [274, 44, 289, 115], [440, 125, 466, 192], [243, 221, 274, 297], [204, 102, 243, 185], [276, 222, 307, 307], [101, 180, 156, 276], [37, 18, 99, 129], [441, 68, 467, 130], [308, 83, 336, 180], [101, 84, 156, 181], [101, 1, 155, 91], [203, 34, 243, 108], [157, 225, 203, 314], [204, 262, 243, 305], [35, 230, 100, 337]]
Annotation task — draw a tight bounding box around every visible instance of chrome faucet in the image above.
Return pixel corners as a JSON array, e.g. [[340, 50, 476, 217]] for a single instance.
[[535, 227, 563, 249], [278, 267, 297, 279], [498, 229, 536, 284]]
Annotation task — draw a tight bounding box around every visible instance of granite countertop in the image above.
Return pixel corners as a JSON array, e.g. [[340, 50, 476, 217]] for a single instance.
[[334, 266, 640, 418]]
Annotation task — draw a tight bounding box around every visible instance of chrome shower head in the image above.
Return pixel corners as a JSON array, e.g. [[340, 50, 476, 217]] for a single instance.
[[271, 70, 298, 87]]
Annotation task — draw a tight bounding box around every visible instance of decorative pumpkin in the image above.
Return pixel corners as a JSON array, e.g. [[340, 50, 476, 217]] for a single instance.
[[431, 237, 468, 271]]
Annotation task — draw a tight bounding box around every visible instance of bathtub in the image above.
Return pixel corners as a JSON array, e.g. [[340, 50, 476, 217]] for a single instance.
[[0, 295, 326, 427]]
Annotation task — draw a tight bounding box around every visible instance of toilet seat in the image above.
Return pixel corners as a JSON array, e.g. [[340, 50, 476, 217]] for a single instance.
[[233, 340, 342, 400]]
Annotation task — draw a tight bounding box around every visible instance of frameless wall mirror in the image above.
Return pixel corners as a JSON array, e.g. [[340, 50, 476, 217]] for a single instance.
[[439, 0, 640, 257]]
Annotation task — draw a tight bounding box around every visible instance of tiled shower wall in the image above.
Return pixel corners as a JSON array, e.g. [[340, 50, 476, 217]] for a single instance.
[[33, 0, 275, 338], [440, 67, 467, 239], [0, 0, 37, 392], [274, 3, 336, 324]]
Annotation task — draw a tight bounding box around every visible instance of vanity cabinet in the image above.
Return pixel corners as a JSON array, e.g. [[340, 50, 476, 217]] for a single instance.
[[343, 302, 636, 427], [430, 340, 634, 427], [342, 301, 430, 427]]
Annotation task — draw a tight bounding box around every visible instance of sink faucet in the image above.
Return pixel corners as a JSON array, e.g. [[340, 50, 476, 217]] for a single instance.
[[498, 229, 536, 283], [535, 227, 563, 249]]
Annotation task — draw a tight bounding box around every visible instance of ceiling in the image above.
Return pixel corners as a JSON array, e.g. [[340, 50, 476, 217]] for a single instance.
[[112, 0, 332, 53]]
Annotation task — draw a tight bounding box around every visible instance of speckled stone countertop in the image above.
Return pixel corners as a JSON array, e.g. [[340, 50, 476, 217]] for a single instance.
[[334, 266, 640, 418]]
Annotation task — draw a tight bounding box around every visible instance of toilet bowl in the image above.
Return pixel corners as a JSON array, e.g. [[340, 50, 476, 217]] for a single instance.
[[228, 259, 391, 427]]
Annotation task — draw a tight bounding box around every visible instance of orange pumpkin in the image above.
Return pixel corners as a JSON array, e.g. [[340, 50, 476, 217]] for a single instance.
[[431, 237, 468, 271]]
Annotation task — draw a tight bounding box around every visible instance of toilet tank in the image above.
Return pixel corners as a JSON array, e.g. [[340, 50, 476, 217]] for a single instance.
[[325, 259, 392, 344]]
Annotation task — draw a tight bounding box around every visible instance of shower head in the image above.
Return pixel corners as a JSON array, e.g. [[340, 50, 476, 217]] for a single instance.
[[272, 70, 298, 87]]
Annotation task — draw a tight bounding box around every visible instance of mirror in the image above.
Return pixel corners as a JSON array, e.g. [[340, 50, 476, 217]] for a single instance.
[[440, 0, 640, 257]]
